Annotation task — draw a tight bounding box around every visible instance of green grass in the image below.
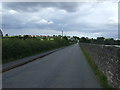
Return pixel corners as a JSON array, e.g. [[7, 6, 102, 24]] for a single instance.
[[80, 44, 111, 88], [3, 37, 72, 64]]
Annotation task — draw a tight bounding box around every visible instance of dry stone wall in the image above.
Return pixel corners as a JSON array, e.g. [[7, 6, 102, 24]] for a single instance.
[[80, 43, 120, 88]]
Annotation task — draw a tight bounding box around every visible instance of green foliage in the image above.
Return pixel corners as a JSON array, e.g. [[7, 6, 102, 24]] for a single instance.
[[3, 37, 71, 64], [79, 37, 120, 45], [80, 45, 111, 88], [96, 37, 105, 44], [79, 37, 91, 43], [104, 38, 115, 45]]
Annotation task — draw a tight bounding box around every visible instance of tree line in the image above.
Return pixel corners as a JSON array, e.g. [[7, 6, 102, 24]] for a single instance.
[[3, 34, 120, 45], [78, 37, 120, 45]]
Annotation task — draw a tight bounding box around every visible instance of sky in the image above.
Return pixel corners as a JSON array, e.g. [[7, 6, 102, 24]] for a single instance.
[[0, 1, 118, 38]]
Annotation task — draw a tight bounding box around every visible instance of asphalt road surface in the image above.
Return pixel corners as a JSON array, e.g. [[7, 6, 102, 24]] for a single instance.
[[3, 44, 102, 88]]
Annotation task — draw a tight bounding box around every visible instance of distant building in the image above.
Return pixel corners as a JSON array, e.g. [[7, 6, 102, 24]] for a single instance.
[[0, 29, 3, 37]]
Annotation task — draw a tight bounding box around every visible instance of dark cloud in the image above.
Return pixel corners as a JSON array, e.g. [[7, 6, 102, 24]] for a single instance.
[[2, 13, 117, 35], [2, 2, 80, 12], [1, 2, 118, 39]]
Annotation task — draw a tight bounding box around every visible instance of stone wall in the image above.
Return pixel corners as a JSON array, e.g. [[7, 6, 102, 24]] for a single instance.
[[80, 43, 120, 88]]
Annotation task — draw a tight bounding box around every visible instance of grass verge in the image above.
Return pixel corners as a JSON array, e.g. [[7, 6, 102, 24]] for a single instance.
[[80, 44, 111, 88]]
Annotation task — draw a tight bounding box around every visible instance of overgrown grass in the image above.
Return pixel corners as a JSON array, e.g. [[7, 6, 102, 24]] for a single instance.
[[80, 44, 111, 88], [3, 37, 72, 64]]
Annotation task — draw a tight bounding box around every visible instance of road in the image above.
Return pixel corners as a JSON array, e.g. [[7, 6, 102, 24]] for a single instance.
[[3, 44, 102, 88]]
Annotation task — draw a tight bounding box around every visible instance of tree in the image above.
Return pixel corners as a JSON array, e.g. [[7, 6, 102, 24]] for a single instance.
[[97, 37, 105, 44], [63, 36, 68, 40], [80, 37, 87, 42], [105, 38, 115, 45], [5, 34, 8, 36]]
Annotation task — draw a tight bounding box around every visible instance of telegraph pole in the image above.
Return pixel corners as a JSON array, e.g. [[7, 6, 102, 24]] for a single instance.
[[62, 30, 63, 37]]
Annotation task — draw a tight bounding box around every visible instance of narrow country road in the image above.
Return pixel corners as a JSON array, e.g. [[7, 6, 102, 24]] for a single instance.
[[3, 44, 102, 88]]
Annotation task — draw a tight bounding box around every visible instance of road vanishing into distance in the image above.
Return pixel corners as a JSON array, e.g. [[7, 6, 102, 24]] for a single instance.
[[3, 44, 102, 88]]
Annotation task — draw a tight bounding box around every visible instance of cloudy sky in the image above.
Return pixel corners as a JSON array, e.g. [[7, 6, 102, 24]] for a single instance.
[[0, 1, 118, 38]]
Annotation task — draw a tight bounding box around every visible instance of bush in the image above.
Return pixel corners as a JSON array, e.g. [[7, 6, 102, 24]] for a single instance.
[[2, 37, 71, 64]]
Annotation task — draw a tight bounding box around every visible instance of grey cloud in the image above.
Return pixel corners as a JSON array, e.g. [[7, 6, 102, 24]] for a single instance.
[[2, 13, 55, 30], [2, 2, 80, 12], [2, 10, 117, 35], [2, 2, 118, 39]]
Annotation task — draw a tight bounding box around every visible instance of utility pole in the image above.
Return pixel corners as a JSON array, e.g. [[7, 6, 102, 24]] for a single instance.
[[62, 30, 63, 37]]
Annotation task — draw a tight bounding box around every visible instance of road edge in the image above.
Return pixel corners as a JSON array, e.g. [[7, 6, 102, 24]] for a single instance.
[[79, 44, 111, 88], [2, 46, 69, 73]]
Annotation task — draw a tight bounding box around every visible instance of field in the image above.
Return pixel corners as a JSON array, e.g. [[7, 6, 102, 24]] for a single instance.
[[3, 36, 72, 64]]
